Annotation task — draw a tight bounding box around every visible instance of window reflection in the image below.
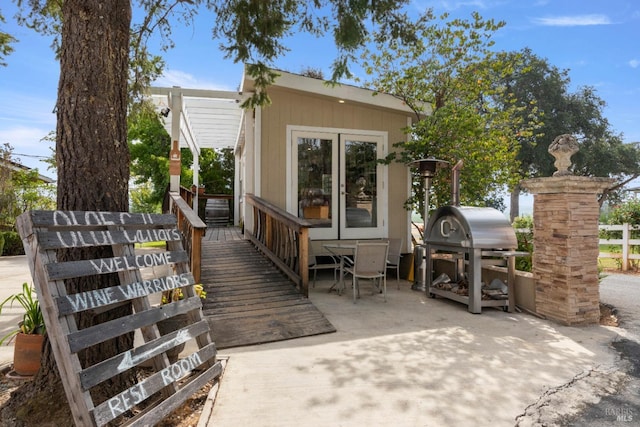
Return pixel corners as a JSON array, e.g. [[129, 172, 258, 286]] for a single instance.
[[297, 137, 332, 227], [345, 140, 377, 228]]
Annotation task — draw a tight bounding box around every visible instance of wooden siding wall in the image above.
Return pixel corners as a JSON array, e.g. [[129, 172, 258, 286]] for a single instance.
[[259, 87, 412, 246]]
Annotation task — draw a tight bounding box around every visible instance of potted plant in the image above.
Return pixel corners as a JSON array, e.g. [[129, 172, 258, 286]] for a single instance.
[[0, 282, 46, 376], [158, 284, 206, 362]]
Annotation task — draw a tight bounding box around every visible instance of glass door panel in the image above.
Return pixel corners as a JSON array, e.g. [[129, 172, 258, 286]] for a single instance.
[[292, 131, 338, 239], [340, 134, 386, 239]]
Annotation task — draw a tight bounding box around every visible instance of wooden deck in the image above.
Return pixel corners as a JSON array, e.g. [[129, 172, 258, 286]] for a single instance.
[[200, 226, 336, 349], [202, 225, 244, 242]]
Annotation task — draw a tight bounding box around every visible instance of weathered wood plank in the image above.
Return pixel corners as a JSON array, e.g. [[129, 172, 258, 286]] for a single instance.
[[55, 272, 194, 315], [207, 275, 292, 286], [28, 210, 177, 227], [124, 361, 223, 427], [37, 227, 182, 249], [209, 289, 298, 304], [92, 344, 218, 426], [46, 250, 189, 280], [67, 297, 202, 353], [210, 305, 335, 349], [203, 297, 309, 319], [208, 283, 298, 294], [80, 320, 210, 390]]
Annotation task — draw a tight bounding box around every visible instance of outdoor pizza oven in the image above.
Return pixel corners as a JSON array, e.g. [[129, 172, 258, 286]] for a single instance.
[[424, 205, 519, 314]]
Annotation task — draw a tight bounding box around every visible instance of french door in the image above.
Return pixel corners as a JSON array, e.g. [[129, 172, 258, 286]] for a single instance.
[[288, 127, 387, 240]]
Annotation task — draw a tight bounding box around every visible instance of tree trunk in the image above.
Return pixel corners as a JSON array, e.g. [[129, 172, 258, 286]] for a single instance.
[[56, 0, 131, 211], [510, 183, 521, 222], [1, 2, 133, 425]]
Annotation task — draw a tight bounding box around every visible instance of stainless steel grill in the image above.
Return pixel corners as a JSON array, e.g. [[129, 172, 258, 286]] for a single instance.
[[424, 205, 520, 314]]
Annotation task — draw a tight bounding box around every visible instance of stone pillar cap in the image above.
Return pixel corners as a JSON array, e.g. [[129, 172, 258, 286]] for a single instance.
[[521, 175, 613, 194]]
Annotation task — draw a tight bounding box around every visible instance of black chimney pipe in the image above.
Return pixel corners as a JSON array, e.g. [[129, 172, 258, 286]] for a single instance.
[[451, 160, 463, 206]]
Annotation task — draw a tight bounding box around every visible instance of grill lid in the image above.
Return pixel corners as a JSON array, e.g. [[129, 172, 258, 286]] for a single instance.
[[425, 205, 517, 249]]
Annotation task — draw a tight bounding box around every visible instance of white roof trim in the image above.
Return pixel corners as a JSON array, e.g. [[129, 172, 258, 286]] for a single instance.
[[149, 87, 245, 151], [244, 67, 426, 116]]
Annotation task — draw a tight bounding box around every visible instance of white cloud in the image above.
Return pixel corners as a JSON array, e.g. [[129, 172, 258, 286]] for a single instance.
[[412, 0, 494, 12], [0, 125, 54, 171], [0, 92, 57, 127], [0, 125, 53, 152], [532, 14, 612, 26], [439, 1, 488, 9], [629, 59, 640, 68]]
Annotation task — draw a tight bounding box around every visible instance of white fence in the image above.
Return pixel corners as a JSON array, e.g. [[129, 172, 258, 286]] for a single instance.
[[598, 223, 640, 271], [515, 224, 640, 271]]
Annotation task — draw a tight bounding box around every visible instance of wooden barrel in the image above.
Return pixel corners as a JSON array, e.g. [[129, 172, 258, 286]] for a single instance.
[[205, 199, 230, 226]]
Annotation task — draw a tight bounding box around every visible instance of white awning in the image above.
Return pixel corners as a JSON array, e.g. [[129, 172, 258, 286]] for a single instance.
[[150, 87, 245, 153]]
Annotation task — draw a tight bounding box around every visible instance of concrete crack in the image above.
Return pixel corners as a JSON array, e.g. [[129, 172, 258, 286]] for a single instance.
[[514, 364, 627, 427]]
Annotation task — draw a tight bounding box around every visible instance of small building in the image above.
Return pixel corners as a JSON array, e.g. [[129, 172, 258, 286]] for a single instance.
[[152, 66, 422, 252]]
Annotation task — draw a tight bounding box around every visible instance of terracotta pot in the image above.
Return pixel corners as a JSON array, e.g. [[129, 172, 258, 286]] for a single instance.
[[13, 333, 44, 376], [157, 314, 188, 363]]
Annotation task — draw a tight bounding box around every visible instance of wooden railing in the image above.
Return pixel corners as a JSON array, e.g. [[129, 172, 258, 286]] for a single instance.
[[167, 191, 207, 282], [179, 186, 233, 224], [245, 193, 313, 297]]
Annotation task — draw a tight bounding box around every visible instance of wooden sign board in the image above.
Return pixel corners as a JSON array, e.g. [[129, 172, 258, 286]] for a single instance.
[[16, 210, 221, 427]]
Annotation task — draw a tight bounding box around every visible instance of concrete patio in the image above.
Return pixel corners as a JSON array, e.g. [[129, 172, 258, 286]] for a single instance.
[[203, 275, 621, 426], [0, 256, 627, 426]]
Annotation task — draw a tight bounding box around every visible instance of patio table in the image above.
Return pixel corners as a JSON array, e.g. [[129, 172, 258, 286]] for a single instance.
[[323, 243, 356, 295]]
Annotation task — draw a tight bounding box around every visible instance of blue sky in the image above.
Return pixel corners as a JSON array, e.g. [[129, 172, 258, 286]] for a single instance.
[[1, 0, 639, 187]]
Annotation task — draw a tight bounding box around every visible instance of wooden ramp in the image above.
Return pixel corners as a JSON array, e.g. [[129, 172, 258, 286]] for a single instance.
[[200, 239, 336, 349]]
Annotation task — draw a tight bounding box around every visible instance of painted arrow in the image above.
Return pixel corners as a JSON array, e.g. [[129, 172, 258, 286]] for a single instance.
[[117, 329, 192, 371]]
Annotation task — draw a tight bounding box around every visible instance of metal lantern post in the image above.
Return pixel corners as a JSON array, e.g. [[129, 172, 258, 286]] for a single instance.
[[409, 158, 449, 291]]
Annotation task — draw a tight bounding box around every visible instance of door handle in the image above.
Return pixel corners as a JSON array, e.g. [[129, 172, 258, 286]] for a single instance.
[[440, 219, 456, 237]]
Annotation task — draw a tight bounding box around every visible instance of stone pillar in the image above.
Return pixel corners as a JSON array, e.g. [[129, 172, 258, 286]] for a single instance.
[[522, 176, 612, 325], [521, 134, 614, 325]]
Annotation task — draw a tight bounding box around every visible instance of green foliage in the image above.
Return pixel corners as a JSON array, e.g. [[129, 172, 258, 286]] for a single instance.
[[130, 182, 161, 214], [0, 283, 45, 344], [0, 143, 15, 227], [11, 168, 56, 211], [209, 0, 415, 107], [0, 10, 17, 66], [128, 106, 194, 206], [200, 148, 234, 194], [129, 106, 233, 208], [503, 49, 640, 211], [605, 200, 640, 226], [0, 232, 4, 256], [360, 10, 537, 213], [512, 215, 533, 272], [12, 0, 416, 107], [0, 143, 56, 229], [1, 231, 25, 256], [512, 215, 533, 229]]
